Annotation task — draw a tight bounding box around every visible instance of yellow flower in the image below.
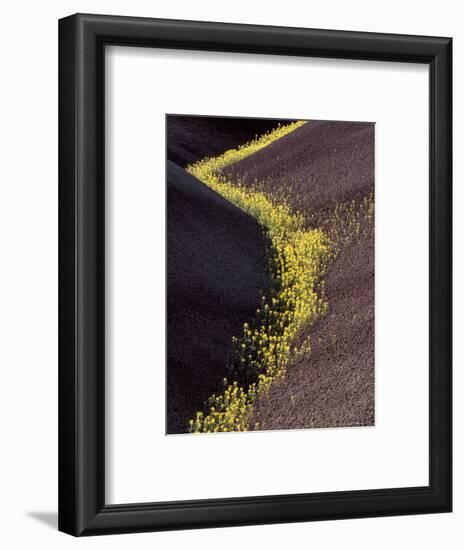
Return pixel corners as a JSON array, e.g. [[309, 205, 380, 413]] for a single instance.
[[186, 121, 337, 434]]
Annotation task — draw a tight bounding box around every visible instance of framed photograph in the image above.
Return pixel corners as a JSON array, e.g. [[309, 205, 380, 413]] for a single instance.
[[59, 13, 452, 536]]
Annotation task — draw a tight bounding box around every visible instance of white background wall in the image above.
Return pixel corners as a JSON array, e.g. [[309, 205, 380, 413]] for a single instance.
[[0, 1, 460, 548]]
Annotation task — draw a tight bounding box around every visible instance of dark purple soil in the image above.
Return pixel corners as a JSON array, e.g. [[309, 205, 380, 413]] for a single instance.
[[223, 121, 374, 222], [222, 120, 375, 430], [167, 115, 294, 168], [166, 161, 271, 433], [251, 226, 374, 429]]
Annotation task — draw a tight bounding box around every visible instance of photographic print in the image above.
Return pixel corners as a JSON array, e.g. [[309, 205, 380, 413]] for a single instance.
[[166, 115, 375, 435]]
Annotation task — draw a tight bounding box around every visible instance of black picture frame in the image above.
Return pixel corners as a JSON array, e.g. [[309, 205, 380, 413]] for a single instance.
[[59, 13, 452, 536]]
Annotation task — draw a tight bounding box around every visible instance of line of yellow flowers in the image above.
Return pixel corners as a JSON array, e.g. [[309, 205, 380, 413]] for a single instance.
[[186, 121, 334, 433]]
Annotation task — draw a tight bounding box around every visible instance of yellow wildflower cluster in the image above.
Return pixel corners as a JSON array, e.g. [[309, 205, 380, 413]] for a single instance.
[[311, 192, 375, 250], [188, 120, 306, 179], [290, 334, 312, 361], [186, 122, 334, 433]]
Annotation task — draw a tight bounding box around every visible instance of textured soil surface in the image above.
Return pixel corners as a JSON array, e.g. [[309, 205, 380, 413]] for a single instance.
[[223, 121, 374, 222], [167, 115, 294, 167], [166, 160, 271, 433], [251, 226, 374, 429], [223, 120, 375, 429]]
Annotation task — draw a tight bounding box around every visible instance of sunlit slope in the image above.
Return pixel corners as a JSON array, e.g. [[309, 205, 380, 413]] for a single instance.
[[217, 120, 375, 430], [222, 120, 374, 221]]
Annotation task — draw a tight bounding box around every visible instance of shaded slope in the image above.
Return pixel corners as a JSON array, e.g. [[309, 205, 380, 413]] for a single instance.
[[167, 115, 295, 168], [167, 161, 271, 433], [222, 121, 374, 221]]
